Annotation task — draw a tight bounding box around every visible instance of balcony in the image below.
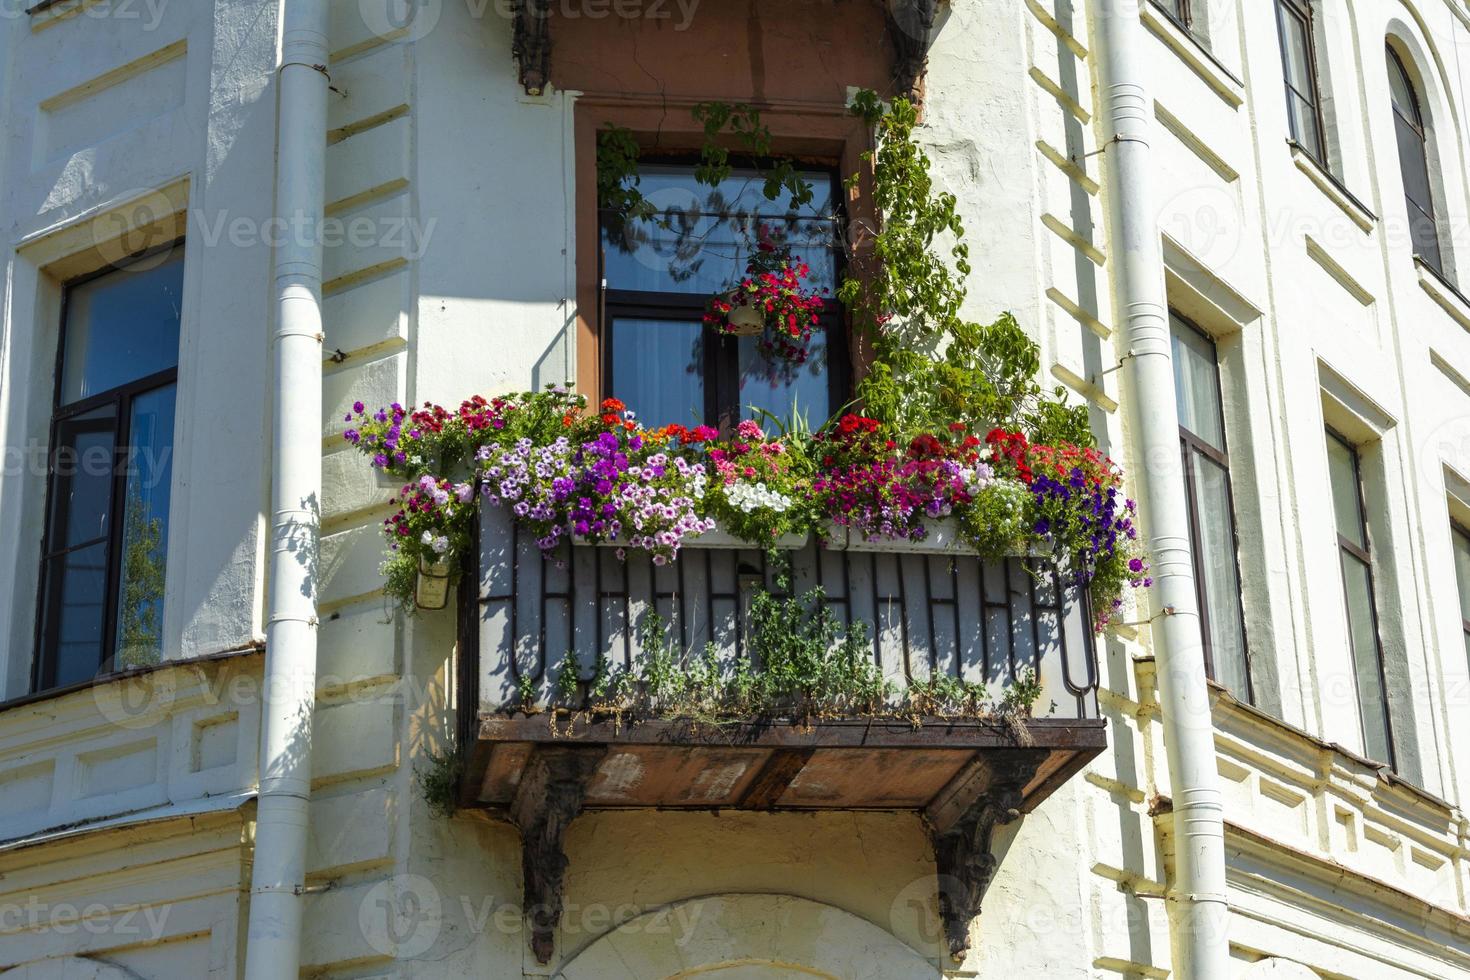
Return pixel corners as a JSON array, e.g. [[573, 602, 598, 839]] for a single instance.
[[458, 506, 1105, 962]]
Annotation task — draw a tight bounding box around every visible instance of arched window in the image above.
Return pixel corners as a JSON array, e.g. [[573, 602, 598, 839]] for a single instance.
[[1386, 45, 1443, 274]]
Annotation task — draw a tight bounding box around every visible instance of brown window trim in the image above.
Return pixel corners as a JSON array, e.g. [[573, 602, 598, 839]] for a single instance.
[[1171, 312, 1252, 701], [573, 96, 876, 406], [1451, 521, 1470, 657], [1326, 426, 1397, 771], [599, 157, 851, 431], [1275, 0, 1330, 171]]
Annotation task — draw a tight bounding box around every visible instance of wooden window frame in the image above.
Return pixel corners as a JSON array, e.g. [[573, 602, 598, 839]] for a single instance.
[[1171, 313, 1251, 700], [1326, 427, 1397, 770], [31, 241, 182, 693], [1275, 0, 1329, 168], [1386, 44, 1444, 274], [1152, 0, 1197, 38], [599, 159, 850, 430], [573, 98, 876, 407], [1451, 521, 1470, 666]]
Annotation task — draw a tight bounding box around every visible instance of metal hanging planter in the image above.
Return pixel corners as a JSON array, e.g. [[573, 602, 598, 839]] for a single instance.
[[415, 554, 453, 610], [721, 291, 766, 336]]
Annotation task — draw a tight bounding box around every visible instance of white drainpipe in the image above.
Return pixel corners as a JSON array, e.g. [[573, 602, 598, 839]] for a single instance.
[[244, 3, 330, 978], [1092, 2, 1230, 977]]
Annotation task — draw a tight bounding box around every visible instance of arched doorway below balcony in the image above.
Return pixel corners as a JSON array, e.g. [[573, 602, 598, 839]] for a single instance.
[[555, 893, 940, 980]]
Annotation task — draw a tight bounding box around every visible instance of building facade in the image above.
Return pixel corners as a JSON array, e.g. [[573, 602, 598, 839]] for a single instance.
[[0, 0, 1468, 977]]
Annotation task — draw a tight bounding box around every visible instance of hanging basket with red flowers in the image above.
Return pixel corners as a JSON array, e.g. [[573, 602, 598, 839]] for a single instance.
[[704, 237, 827, 365]]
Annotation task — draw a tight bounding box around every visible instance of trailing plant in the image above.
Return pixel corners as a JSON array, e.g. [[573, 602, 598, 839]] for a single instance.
[[984, 428, 1149, 628], [834, 91, 1089, 447]]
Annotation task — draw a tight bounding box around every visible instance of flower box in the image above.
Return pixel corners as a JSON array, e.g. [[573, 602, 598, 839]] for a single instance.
[[580, 522, 809, 552], [829, 519, 1051, 558]]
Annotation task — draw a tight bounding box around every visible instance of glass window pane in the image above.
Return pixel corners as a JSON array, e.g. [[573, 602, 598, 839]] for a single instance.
[[1326, 434, 1366, 550], [60, 251, 184, 404], [1192, 452, 1249, 692], [1279, 7, 1315, 95], [1170, 316, 1226, 450], [1341, 552, 1392, 763], [40, 542, 110, 689], [737, 328, 832, 431], [610, 318, 706, 428], [47, 407, 117, 550], [1290, 91, 1324, 162], [1387, 48, 1421, 125], [1394, 116, 1435, 215], [602, 165, 839, 296], [1453, 527, 1470, 624], [113, 385, 175, 671]]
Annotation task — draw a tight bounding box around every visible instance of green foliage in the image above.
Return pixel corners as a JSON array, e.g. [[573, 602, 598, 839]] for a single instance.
[[842, 93, 1092, 448], [597, 105, 817, 231], [116, 489, 166, 670], [597, 126, 654, 235], [415, 745, 465, 819], [958, 478, 1032, 561], [839, 93, 968, 340], [516, 672, 538, 709], [539, 589, 1047, 725], [744, 587, 889, 717], [380, 551, 419, 609], [691, 102, 815, 209]]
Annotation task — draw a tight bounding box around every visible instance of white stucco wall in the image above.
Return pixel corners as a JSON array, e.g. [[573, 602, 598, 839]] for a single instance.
[[1, 0, 1470, 978]]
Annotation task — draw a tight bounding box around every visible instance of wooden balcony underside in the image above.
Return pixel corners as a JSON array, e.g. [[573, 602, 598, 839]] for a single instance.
[[466, 714, 1106, 818]]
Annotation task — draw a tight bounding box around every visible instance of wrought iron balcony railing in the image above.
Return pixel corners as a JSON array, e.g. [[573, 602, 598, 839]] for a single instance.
[[457, 506, 1105, 964]]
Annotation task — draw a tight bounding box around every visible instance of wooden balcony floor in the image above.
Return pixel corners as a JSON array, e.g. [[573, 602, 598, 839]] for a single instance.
[[465, 714, 1106, 816]]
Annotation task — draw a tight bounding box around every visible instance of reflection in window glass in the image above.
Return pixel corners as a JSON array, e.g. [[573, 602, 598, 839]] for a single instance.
[[601, 163, 841, 430], [610, 318, 706, 429], [113, 385, 176, 670], [60, 252, 184, 404], [37, 249, 184, 691]]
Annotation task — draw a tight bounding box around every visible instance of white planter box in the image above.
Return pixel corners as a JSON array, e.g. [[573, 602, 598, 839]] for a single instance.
[[838, 518, 974, 554], [582, 523, 809, 552], [829, 519, 1050, 558]]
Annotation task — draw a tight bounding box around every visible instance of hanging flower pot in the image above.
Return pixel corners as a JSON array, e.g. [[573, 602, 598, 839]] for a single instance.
[[721, 293, 766, 335], [415, 554, 452, 610]]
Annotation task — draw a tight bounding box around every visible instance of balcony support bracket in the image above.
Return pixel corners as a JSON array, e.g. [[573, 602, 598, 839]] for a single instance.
[[509, 745, 605, 964], [513, 0, 552, 96], [929, 751, 1042, 962], [888, 0, 940, 98]]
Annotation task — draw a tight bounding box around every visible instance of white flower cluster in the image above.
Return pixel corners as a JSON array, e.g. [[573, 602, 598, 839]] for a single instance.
[[725, 480, 793, 514], [962, 461, 996, 496]]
